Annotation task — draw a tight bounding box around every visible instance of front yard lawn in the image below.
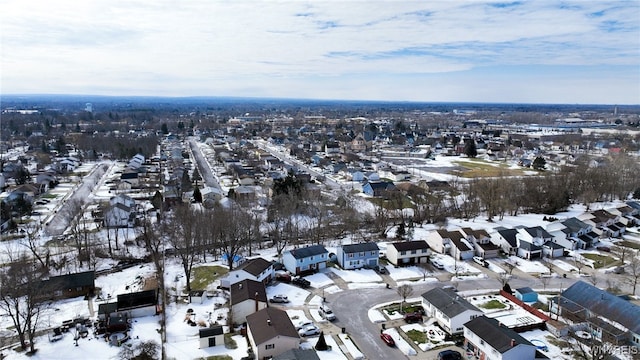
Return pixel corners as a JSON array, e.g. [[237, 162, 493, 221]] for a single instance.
[[406, 329, 427, 344], [581, 253, 618, 269], [618, 240, 640, 250], [190, 265, 228, 290]]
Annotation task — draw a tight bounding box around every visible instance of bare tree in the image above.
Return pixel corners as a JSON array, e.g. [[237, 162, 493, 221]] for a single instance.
[[504, 260, 517, 276], [21, 219, 49, 271], [626, 251, 640, 295], [586, 272, 599, 287], [611, 245, 630, 265], [539, 274, 551, 290], [396, 284, 414, 314], [542, 257, 554, 276], [418, 263, 430, 281], [167, 204, 202, 293], [573, 256, 586, 276], [0, 250, 51, 354]]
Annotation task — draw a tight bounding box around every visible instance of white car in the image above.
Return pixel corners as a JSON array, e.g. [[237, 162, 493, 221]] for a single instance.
[[473, 256, 489, 268], [318, 304, 336, 321], [269, 294, 290, 303], [298, 324, 320, 337], [431, 259, 445, 270], [294, 320, 314, 330]]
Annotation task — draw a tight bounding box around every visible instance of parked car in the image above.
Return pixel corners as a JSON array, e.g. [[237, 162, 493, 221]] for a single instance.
[[596, 246, 611, 252], [292, 277, 311, 288], [403, 312, 423, 323], [374, 265, 387, 274], [275, 271, 291, 283], [298, 324, 320, 337], [318, 304, 336, 321], [473, 256, 489, 268], [294, 320, 314, 330], [431, 259, 445, 270], [380, 333, 395, 346], [269, 294, 289, 303], [437, 349, 462, 360]]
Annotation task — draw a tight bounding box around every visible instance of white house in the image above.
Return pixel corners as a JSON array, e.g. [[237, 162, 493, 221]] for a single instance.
[[230, 279, 268, 324], [103, 202, 135, 228], [246, 307, 300, 360], [464, 316, 537, 360], [386, 240, 430, 266], [220, 257, 274, 289], [421, 287, 482, 335], [116, 289, 158, 318]]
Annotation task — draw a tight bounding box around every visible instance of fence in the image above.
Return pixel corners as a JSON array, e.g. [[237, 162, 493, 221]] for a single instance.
[[499, 290, 551, 322]]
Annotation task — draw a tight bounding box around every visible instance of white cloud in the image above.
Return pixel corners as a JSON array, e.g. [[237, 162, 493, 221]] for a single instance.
[[1, 0, 638, 103]]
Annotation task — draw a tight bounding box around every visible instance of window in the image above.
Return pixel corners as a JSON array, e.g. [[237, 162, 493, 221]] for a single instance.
[[480, 340, 485, 345], [411, 250, 416, 254], [310, 256, 314, 260], [359, 252, 364, 257], [348, 253, 354, 258], [265, 344, 275, 350], [371, 251, 377, 256], [401, 251, 406, 255]]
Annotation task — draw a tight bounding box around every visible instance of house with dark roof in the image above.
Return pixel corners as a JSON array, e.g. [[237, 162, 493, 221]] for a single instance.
[[546, 217, 591, 250], [421, 287, 482, 335], [273, 348, 321, 360], [246, 307, 300, 359], [45, 270, 95, 299], [220, 257, 274, 288], [426, 230, 474, 260], [230, 279, 268, 324], [493, 228, 518, 256], [117, 289, 158, 318], [336, 242, 380, 270], [460, 227, 500, 259], [282, 244, 328, 275], [550, 281, 640, 348], [361, 180, 397, 197], [464, 316, 537, 360], [386, 240, 431, 267], [199, 325, 224, 348]]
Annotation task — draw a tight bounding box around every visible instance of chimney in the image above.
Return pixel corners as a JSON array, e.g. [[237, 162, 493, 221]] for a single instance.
[[255, 292, 259, 312], [239, 283, 243, 289], [267, 319, 271, 326], [510, 339, 516, 347]]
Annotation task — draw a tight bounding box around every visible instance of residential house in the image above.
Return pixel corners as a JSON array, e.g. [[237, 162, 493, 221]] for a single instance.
[[464, 316, 537, 360], [336, 242, 380, 270], [324, 142, 341, 157], [120, 170, 139, 186], [46, 270, 95, 299], [421, 287, 483, 335], [361, 181, 397, 197], [426, 230, 474, 260], [626, 201, 640, 225], [220, 257, 275, 289], [578, 210, 618, 239], [230, 279, 268, 324], [493, 228, 518, 256], [386, 240, 431, 267], [103, 202, 135, 228], [460, 227, 500, 259], [273, 348, 321, 360], [515, 227, 551, 260], [117, 289, 158, 318], [199, 325, 225, 348], [246, 307, 300, 360], [546, 217, 593, 250], [282, 245, 328, 275], [550, 281, 640, 348]]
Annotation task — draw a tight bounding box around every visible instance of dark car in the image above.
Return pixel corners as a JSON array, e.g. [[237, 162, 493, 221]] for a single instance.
[[292, 277, 311, 288], [437, 349, 462, 360], [596, 246, 611, 252], [403, 312, 423, 323], [374, 265, 387, 274], [380, 333, 395, 346]]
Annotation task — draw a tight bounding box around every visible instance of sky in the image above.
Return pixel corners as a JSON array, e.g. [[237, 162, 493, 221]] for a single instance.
[[1, 1, 639, 104]]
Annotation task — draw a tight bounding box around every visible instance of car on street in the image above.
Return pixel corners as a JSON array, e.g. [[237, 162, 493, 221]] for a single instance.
[[473, 256, 489, 268], [596, 246, 611, 252], [437, 349, 462, 360], [298, 324, 320, 337], [403, 312, 423, 323], [269, 294, 289, 303], [318, 304, 336, 321], [380, 333, 395, 346]]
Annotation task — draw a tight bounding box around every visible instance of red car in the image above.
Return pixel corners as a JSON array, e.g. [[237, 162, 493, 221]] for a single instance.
[[380, 333, 395, 347]]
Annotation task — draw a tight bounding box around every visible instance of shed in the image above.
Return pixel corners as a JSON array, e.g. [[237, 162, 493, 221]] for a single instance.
[[189, 290, 205, 304], [515, 287, 538, 303], [199, 325, 224, 348]]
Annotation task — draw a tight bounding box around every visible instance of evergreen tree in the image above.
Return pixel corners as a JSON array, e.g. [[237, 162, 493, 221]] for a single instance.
[[161, 123, 169, 134], [532, 156, 546, 170], [193, 187, 202, 203], [463, 139, 477, 158], [315, 332, 329, 351]]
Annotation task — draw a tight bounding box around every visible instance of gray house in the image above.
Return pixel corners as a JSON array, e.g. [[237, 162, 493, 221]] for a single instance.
[[336, 242, 380, 270]]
